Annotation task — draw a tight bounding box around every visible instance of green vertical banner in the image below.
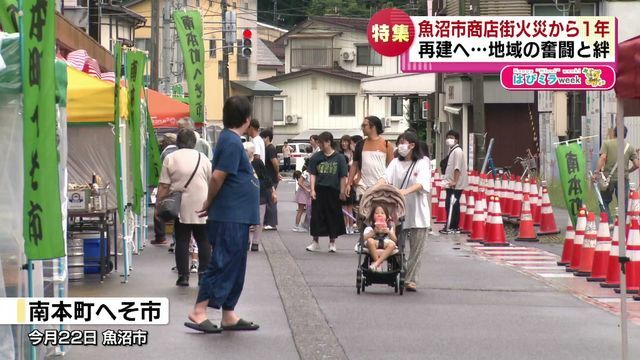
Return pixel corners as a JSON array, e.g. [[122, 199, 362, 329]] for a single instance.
[[126, 50, 146, 215], [21, 0, 64, 259], [556, 142, 587, 226], [0, 0, 18, 33], [173, 10, 205, 123], [114, 42, 124, 221], [143, 92, 161, 186]]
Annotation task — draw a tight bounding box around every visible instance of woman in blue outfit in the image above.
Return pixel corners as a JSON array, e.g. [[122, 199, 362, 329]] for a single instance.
[[184, 96, 260, 333]]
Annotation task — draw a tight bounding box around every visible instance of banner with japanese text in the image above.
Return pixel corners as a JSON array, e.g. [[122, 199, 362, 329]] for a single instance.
[[143, 91, 161, 187], [0, 0, 18, 33], [114, 42, 124, 221], [21, 0, 64, 259], [555, 143, 587, 226], [126, 50, 146, 215], [173, 10, 204, 123]]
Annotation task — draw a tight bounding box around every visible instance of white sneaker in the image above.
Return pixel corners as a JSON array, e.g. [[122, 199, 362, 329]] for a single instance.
[[292, 226, 305, 232], [306, 242, 320, 252], [328, 243, 337, 253]]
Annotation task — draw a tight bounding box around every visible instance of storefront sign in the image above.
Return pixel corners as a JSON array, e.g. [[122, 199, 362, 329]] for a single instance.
[[555, 142, 587, 226], [21, 0, 64, 260], [500, 65, 615, 91], [173, 10, 204, 123], [0, 0, 18, 33], [126, 50, 146, 215]]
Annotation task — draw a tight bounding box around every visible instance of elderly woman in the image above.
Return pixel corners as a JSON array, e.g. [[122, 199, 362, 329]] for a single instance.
[[157, 129, 212, 287], [244, 142, 276, 252], [377, 131, 431, 292]]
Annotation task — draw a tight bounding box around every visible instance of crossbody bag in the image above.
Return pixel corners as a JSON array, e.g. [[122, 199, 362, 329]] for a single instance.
[[157, 153, 201, 221]]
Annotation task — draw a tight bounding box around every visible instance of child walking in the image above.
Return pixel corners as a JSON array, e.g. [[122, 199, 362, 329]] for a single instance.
[[293, 169, 311, 232], [363, 205, 397, 272]]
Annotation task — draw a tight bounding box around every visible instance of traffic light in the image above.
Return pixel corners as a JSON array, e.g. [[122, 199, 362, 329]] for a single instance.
[[242, 29, 252, 57]]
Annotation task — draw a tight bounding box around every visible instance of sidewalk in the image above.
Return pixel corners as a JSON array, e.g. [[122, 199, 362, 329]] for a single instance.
[[65, 236, 299, 359]]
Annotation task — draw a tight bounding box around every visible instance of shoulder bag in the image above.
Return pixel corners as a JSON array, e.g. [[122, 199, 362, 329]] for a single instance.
[[439, 145, 460, 174], [597, 143, 629, 191], [157, 153, 201, 221]]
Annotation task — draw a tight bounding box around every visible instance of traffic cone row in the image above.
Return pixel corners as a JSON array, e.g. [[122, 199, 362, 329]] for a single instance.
[[587, 212, 611, 282], [557, 218, 574, 266], [431, 172, 440, 219]]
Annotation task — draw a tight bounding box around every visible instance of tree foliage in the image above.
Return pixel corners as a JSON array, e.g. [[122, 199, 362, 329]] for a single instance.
[[258, 0, 423, 28]]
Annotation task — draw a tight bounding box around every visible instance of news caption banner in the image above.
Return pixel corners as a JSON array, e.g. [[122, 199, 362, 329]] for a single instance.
[[0, 298, 169, 347], [366, 9, 617, 91]]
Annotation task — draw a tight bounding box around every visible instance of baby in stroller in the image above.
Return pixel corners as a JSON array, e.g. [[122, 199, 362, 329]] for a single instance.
[[356, 183, 406, 294], [363, 205, 397, 272]]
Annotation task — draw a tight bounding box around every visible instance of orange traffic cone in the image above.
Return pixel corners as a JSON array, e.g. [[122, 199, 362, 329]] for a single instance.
[[431, 174, 440, 219], [461, 192, 475, 234], [522, 178, 531, 207], [435, 187, 447, 224], [504, 176, 514, 217], [557, 218, 575, 266], [629, 189, 640, 223], [534, 184, 543, 226], [468, 193, 486, 243], [459, 191, 468, 232], [484, 196, 509, 246], [487, 175, 495, 197], [587, 212, 611, 282], [495, 176, 503, 207], [530, 179, 540, 226], [538, 183, 560, 235], [615, 219, 640, 294], [601, 215, 621, 288], [575, 212, 598, 277], [501, 175, 510, 216], [568, 209, 589, 272], [484, 196, 495, 243], [515, 193, 537, 242], [510, 176, 523, 220]]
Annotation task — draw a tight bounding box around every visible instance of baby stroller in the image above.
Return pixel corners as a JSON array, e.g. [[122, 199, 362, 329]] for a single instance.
[[356, 184, 406, 295]]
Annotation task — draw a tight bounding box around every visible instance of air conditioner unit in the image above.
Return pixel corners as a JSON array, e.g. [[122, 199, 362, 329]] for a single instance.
[[285, 115, 299, 124], [341, 49, 355, 62], [383, 117, 392, 128]]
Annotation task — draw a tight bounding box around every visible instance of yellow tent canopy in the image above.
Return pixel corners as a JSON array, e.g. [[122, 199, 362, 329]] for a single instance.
[[66, 66, 127, 123]]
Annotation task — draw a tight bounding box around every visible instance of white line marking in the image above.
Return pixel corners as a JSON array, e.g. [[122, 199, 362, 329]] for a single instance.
[[506, 261, 559, 265], [591, 297, 635, 303], [522, 266, 566, 270], [537, 273, 577, 278]]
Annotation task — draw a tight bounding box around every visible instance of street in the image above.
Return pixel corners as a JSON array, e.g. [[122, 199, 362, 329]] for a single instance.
[[67, 181, 640, 360]]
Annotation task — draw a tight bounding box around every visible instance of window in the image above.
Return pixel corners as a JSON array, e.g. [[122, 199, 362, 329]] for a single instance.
[[134, 38, 150, 52], [209, 39, 216, 58], [356, 45, 382, 66], [329, 95, 356, 116], [532, 3, 595, 16], [273, 99, 284, 123], [237, 39, 248, 76], [391, 97, 403, 117]]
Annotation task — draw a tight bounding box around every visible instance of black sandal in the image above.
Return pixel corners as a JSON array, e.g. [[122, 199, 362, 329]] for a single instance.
[[221, 318, 260, 331], [184, 319, 223, 333]]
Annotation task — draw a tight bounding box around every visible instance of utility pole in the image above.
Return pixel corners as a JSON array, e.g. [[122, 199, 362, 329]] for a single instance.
[[273, 0, 277, 23], [470, 0, 485, 171], [162, 0, 172, 94], [221, 0, 230, 101], [150, 0, 160, 90]]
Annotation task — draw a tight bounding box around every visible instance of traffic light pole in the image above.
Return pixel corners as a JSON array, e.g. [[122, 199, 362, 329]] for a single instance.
[[221, 0, 230, 101]]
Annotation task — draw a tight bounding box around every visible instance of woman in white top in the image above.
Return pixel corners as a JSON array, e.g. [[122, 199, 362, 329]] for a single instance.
[[157, 129, 212, 287], [377, 131, 431, 292]]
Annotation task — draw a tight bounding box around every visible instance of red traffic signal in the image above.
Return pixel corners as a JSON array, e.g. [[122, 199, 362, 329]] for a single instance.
[[242, 28, 252, 57]]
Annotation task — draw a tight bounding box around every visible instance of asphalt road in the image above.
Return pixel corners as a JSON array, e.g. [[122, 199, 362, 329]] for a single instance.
[[64, 180, 640, 360]]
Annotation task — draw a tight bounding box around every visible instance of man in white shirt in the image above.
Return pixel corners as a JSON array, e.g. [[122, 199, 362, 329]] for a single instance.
[[440, 130, 469, 234], [248, 119, 265, 161]]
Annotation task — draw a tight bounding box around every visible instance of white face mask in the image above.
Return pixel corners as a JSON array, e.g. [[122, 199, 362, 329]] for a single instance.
[[397, 144, 411, 157], [446, 138, 456, 148]]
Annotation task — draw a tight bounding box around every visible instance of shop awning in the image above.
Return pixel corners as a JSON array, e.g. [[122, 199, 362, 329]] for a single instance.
[[361, 73, 436, 97], [231, 80, 282, 96], [147, 88, 190, 128], [615, 35, 640, 100], [67, 66, 189, 125], [67, 66, 122, 123]]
